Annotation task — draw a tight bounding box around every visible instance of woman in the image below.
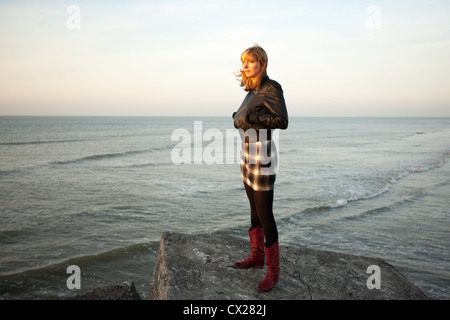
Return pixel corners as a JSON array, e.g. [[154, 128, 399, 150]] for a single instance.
[[232, 45, 288, 292]]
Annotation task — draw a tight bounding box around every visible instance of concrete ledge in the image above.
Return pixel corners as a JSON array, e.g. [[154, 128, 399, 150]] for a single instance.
[[148, 232, 427, 300]]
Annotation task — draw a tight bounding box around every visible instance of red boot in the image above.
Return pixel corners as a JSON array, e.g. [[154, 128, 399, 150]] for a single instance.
[[234, 226, 265, 269], [257, 241, 279, 292]]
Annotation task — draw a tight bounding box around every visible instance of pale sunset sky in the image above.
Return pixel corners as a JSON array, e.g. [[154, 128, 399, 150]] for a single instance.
[[0, 0, 449, 117]]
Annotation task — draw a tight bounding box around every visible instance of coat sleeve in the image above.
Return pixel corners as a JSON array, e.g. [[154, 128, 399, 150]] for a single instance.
[[248, 83, 288, 130]]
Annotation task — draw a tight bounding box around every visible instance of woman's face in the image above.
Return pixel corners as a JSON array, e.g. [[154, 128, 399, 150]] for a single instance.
[[242, 55, 261, 81]]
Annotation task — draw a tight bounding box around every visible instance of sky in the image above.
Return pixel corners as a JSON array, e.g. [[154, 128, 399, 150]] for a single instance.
[[0, 0, 449, 117]]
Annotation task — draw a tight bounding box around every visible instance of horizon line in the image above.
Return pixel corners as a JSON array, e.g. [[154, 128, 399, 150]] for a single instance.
[[1, 115, 450, 119]]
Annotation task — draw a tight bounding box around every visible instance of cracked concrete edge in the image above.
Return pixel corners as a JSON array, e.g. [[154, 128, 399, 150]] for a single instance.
[[148, 232, 428, 300]]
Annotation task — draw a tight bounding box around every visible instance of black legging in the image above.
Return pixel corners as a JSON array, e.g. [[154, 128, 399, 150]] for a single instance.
[[244, 182, 278, 247]]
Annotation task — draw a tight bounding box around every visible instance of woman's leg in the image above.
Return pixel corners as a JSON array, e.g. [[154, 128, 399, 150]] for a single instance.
[[234, 183, 266, 269], [253, 188, 278, 247], [244, 182, 262, 229], [244, 183, 278, 247], [245, 184, 280, 292]]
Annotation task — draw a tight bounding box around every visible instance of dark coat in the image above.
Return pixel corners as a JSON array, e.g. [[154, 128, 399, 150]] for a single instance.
[[233, 76, 288, 132]]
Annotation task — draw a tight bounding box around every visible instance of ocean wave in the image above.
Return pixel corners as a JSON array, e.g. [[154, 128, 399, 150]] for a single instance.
[[0, 241, 159, 278], [1, 146, 174, 175], [279, 187, 426, 234], [0, 169, 25, 176], [300, 199, 349, 214], [48, 150, 146, 166], [0, 139, 87, 146], [284, 151, 450, 220], [342, 205, 393, 222], [46, 144, 174, 167], [334, 194, 422, 224], [0, 151, 150, 174], [394, 151, 450, 179], [124, 162, 172, 169]]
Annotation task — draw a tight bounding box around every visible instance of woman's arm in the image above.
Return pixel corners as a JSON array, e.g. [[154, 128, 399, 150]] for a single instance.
[[248, 83, 288, 130]]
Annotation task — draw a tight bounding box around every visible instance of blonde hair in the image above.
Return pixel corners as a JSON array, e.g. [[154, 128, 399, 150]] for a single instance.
[[237, 45, 268, 91]]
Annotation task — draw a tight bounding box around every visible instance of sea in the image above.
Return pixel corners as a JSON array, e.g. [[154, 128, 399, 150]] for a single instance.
[[0, 116, 449, 300]]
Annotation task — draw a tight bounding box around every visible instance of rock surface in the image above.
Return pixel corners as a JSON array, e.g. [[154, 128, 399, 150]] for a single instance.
[[70, 281, 141, 300], [148, 232, 427, 300]]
